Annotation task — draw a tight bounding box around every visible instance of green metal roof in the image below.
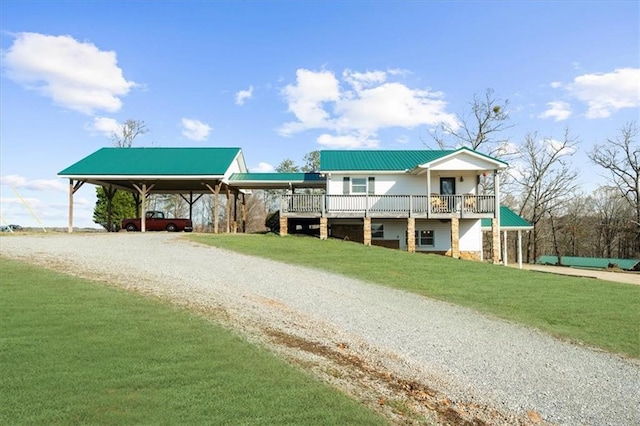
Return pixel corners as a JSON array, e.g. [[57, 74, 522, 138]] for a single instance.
[[229, 173, 324, 182], [481, 206, 533, 229], [319, 147, 507, 171], [536, 256, 640, 271], [59, 147, 242, 176], [320, 150, 455, 171]]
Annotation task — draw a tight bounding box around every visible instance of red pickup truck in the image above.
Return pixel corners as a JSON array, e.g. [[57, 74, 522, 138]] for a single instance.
[[122, 211, 193, 232]]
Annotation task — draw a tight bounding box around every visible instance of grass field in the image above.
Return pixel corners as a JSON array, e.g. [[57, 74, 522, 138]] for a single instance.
[[190, 233, 640, 358], [0, 256, 386, 425]]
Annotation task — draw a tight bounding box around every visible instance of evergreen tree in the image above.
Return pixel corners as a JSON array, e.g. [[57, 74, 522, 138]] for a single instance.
[[93, 187, 137, 231]]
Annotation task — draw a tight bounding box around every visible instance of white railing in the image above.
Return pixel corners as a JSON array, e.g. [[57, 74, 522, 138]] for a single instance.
[[281, 194, 495, 216]]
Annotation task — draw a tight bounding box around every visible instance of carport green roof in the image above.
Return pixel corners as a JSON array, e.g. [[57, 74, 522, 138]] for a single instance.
[[481, 206, 533, 229], [320, 148, 507, 171], [59, 147, 242, 176]]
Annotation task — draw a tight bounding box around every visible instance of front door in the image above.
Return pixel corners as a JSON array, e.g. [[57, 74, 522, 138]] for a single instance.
[[440, 177, 455, 195]]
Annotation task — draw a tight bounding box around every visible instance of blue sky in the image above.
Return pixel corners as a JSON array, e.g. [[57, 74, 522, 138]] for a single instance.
[[1, 0, 638, 228]]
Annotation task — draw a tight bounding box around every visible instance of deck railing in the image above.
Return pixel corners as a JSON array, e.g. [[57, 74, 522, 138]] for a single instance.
[[281, 194, 495, 217]]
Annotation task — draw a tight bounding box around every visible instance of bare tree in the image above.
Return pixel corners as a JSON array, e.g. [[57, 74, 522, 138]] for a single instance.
[[111, 119, 148, 147], [431, 88, 514, 158], [511, 129, 579, 262], [589, 122, 639, 255]]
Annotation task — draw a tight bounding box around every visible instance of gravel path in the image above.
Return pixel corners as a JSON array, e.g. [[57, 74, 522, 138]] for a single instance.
[[1, 233, 638, 425]]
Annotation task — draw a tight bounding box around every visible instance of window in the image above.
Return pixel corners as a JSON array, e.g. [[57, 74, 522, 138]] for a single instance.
[[414, 230, 434, 247], [371, 223, 384, 239], [343, 177, 375, 194], [351, 178, 367, 193]]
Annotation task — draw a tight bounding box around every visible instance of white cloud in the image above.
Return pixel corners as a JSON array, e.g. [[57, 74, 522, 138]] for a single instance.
[[317, 133, 379, 148], [235, 85, 254, 105], [538, 101, 572, 121], [1, 174, 67, 192], [568, 68, 640, 118], [181, 118, 211, 141], [545, 137, 577, 156], [2, 32, 136, 115], [90, 116, 120, 136], [550, 82, 562, 89], [250, 162, 275, 172], [279, 68, 458, 148]]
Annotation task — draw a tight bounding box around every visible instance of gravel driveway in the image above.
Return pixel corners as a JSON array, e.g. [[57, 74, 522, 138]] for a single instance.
[[1, 233, 638, 425]]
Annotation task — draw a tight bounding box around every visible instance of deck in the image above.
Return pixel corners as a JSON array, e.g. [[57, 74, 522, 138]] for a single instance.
[[281, 194, 496, 219]]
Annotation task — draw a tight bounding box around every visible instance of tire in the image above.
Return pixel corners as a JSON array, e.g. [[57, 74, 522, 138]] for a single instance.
[[125, 223, 137, 232], [166, 223, 177, 232]]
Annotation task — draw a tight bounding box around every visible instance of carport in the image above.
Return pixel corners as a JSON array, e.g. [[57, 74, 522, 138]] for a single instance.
[[58, 147, 249, 233], [481, 206, 533, 269]]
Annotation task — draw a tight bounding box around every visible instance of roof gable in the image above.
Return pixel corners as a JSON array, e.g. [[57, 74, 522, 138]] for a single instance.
[[59, 147, 243, 176]]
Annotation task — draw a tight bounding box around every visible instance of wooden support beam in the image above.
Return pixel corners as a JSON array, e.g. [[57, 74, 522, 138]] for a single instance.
[[68, 179, 85, 233], [241, 193, 247, 233], [233, 191, 239, 233], [180, 192, 204, 223], [132, 183, 154, 233], [204, 183, 221, 233]]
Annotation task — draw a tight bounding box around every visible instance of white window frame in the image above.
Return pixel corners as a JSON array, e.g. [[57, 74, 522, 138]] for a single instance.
[[371, 223, 384, 239], [414, 229, 435, 247], [351, 177, 367, 194]]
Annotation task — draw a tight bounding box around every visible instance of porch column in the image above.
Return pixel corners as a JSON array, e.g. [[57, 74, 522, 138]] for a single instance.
[[363, 217, 371, 246], [494, 171, 501, 262], [451, 217, 460, 259], [407, 218, 415, 253], [279, 215, 288, 236], [319, 217, 328, 240], [204, 183, 221, 234], [518, 230, 523, 269], [132, 183, 154, 233], [492, 218, 500, 264]]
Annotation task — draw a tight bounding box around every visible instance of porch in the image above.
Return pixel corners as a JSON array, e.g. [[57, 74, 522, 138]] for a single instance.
[[280, 193, 496, 219]]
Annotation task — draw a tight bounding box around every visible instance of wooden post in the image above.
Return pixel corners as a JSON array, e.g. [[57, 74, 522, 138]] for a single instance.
[[68, 179, 74, 233], [68, 179, 85, 233], [233, 191, 238, 233], [241, 193, 247, 233], [132, 183, 154, 233], [204, 183, 221, 233]]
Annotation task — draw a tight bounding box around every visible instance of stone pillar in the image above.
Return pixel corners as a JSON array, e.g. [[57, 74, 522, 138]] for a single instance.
[[279, 216, 288, 236], [451, 217, 460, 259], [407, 218, 415, 253], [363, 217, 371, 246], [492, 218, 500, 264], [319, 217, 328, 240]]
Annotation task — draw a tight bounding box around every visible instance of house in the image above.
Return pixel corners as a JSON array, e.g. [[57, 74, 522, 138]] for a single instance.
[[276, 147, 508, 263], [59, 146, 526, 265]]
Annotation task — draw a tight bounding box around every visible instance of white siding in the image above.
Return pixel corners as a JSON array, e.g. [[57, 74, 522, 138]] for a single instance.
[[459, 219, 482, 252], [327, 173, 427, 195]]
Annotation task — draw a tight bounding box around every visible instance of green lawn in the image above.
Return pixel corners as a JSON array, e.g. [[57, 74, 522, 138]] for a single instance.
[[190, 233, 640, 358], [0, 256, 386, 425]]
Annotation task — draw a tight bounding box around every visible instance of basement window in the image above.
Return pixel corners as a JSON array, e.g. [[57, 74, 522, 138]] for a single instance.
[[415, 230, 435, 247], [371, 223, 384, 239]]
